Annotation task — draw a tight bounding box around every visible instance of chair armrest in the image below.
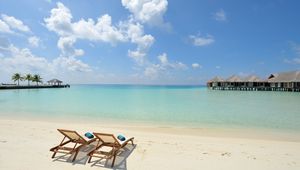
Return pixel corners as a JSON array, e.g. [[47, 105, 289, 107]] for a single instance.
[[121, 137, 134, 148]]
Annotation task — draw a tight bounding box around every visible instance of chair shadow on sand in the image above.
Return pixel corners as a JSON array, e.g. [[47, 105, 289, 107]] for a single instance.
[[52, 141, 137, 170]]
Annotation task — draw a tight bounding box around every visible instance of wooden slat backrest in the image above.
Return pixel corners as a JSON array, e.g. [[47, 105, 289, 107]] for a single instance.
[[58, 129, 87, 143], [93, 133, 120, 146]]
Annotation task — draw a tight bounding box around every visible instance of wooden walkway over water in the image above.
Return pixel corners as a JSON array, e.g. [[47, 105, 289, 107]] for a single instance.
[[210, 86, 300, 92], [0, 84, 70, 90], [207, 71, 300, 92]]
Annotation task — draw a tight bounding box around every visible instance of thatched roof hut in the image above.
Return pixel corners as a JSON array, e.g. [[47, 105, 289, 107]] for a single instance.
[[208, 76, 224, 82], [268, 71, 300, 82], [207, 70, 300, 91], [225, 75, 242, 82], [244, 75, 261, 82], [47, 79, 63, 85]]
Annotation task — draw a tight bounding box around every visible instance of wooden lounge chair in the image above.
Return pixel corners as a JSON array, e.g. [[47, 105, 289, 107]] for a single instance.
[[88, 132, 134, 167], [50, 129, 96, 162]]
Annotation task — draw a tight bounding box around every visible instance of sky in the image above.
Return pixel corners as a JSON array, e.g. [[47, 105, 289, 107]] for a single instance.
[[0, 0, 300, 85]]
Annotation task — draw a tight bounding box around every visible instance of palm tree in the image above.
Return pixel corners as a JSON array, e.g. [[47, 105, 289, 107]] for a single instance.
[[24, 74, 32, 86], [12, 73, 23, 86], [32, 74, 42, 86]]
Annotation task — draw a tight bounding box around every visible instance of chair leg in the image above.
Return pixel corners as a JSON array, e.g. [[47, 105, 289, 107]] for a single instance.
[[51, 151, 57, 158], [88, 156, 92, 163], [111, 154, 116, 167], [72, 150, 79, 162]]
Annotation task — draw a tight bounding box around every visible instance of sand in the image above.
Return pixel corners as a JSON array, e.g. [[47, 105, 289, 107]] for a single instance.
[[0, 118, 299, 170]]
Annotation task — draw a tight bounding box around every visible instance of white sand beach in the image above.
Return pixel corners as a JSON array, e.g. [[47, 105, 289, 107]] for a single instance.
[[0, 118, 299, 170]]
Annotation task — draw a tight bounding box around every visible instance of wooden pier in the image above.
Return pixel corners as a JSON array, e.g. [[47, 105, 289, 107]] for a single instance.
[[207, 71, 300, 92], [0, 84, 70, 90], [210, 86, 300, 92]]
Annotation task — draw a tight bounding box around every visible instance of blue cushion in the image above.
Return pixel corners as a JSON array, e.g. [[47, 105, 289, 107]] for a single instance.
[[117, 134, 126, 141], [85, 132, 94, 139]]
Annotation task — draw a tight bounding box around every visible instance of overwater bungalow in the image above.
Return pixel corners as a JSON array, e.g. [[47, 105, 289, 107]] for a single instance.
[[225, 75, 243, 88], [207, 70, 300, 92], [207, 76, 224, 87]]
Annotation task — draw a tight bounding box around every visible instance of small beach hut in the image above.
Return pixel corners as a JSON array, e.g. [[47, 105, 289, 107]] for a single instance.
[[47, 79, 63, 86]]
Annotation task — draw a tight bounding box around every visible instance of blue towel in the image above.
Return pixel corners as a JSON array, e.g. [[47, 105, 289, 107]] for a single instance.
[[117, 134, 126, 141], [85, 132, 94, 139]]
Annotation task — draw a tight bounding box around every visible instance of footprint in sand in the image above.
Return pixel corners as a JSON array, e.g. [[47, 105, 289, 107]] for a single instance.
[[221, 152, 231, 157], [0, 140, 7, 143], [247, 155, 257, 160]]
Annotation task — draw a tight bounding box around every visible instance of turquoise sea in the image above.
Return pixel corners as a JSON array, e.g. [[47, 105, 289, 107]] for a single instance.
[[0, 85, 300, 131]]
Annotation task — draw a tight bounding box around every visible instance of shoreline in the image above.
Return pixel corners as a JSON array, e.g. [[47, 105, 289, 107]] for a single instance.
[[1, 115, 300, 142], [0, 118, 299, 170]]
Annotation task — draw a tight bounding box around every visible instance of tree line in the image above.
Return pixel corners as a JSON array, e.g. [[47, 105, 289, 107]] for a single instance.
[[12, 73, 42, 86]]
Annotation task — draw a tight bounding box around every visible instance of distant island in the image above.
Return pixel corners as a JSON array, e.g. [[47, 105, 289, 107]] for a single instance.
[[0, 73, 70, 90], [207, 70, 300, 92]]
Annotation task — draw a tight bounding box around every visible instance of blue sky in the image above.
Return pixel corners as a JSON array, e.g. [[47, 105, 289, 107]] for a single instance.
[[0, 0, 300, 85]]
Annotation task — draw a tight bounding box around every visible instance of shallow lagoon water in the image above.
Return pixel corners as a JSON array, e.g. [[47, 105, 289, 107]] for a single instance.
[[0, 84, 300, 131]]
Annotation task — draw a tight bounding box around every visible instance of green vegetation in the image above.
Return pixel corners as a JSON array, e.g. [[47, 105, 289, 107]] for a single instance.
[[11, 73, 23, 86], [32, 74, 42, 85], [11, 73, 42, 86], [24, 74, 32, 86]]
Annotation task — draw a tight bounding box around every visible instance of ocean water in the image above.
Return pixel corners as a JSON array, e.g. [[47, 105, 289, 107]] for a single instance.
[[0, 85, 300, 131]]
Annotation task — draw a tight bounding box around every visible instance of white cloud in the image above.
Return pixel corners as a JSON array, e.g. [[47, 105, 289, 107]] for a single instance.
[[172, 62, 187, 69], [216, 66, 221, 69], [143, 53, 187, 79], [44, 2, 154, 65], [28, 36, 40, 47], [42, 2, 185, 82], [0, 41, 91, 77], [157, 53, 186, 69], [144, 64, 160, 79], [0, 44, 50, 74], [213, 9, 227, 22], [128, 50, 146, 65], [192, 63, 201, 69], [121, 0, 169, 27], [158, 52, 168, 65], [1, 14, 30, 32], [124, 20, 154, 65], [44, 2, 73, 36], [44, 3, 126, 43], [189, 34, 215, 46], [0, 19, 13, 33], [57, 36, 84, 57], [52, 56, 91, 72], [72, 14, 127, 43]]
